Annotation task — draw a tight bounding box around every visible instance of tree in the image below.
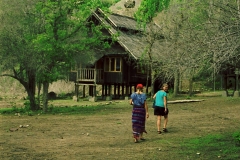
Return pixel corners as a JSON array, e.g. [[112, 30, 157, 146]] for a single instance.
[[135, 0, 170, 24], [154, 0, 240, 94], [133, 0, 170, 97], [30, 0, 112, 112], [204, 0, 240, 72], [161, 0, 211, 96], [0, 0, 112, 111], [0, 0, 41, 110], [134, 0, 240, 96], [135, 0, 219, 96]]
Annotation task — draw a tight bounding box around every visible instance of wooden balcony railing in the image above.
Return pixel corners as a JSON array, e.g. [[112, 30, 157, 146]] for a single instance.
[[77, 68, 103, 83]]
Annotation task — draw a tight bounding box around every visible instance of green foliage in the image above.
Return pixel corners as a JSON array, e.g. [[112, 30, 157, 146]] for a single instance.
[[57, 92, 73, 100], [135, 0, 170, 24], [10, 102, 18, 113], [0, 100, 32, 114], [181, 134, 240, 159], [0, 0, 112, 111], [0, 103, 125, 116], [233, 131, 240, 145], [23, 100, 31, 111], [101, 0, 121, 7], [178, 0, 209, 29], [33, 0, 111, 84], [226, 97, 240, 103], [186, 95, 191, 99], [48, 105, 107, 115]]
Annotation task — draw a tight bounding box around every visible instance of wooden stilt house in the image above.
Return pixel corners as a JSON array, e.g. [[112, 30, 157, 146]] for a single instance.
[[69, 8, 163, 101]]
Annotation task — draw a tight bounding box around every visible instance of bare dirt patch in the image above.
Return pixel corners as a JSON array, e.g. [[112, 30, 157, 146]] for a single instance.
[[1, 97, 240, 160]]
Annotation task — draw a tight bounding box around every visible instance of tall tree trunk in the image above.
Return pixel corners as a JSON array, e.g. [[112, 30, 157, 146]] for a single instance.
[[18, 69, 38, 111], [150, 66, 155, 98], [145, 64, 149, 95], [146, 59, 155, 99], [188, 77, 193, 96], [27, 70, 39, 110], [25, 87, 37, 110], [173, 70, 179, 97], [42, 81, 49, 113], [37, 82, 41, 106]]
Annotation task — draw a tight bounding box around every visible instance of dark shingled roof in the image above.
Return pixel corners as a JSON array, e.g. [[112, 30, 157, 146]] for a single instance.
[[92, 8, 163, 60], [108, 13, 139, 30]]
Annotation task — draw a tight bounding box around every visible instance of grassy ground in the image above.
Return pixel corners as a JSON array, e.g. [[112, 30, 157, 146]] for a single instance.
[[0, 96, 240, 160]]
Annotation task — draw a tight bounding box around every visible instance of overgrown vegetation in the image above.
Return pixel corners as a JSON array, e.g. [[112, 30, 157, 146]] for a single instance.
[[180, 133, 240, 159]]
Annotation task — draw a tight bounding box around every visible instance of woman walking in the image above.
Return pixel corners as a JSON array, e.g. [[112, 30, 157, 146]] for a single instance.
[[129, 84, 149, 143], [153, 83, 169, 134]]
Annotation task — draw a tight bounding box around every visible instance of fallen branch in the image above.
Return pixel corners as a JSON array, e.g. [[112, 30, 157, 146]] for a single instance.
[[167, 99, 205, 104]]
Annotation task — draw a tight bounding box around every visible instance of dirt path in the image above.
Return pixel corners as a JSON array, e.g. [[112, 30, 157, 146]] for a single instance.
[[1, 97, 240, 160]]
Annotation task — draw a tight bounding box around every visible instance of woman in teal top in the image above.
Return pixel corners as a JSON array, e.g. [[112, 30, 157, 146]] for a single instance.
[[153, 83, 169, 134]]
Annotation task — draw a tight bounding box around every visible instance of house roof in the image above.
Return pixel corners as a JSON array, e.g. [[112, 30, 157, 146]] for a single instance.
[[92, 8, 163, 60], [117, 32, 163, 59], [108, 13, 140, 31]]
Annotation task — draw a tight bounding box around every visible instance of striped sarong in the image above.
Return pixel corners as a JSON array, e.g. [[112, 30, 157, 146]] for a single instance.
[[132, 106, 147, 138]]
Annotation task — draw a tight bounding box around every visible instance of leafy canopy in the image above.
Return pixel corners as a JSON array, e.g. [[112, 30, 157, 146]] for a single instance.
[[32, 0, 110, 83], [135, 0, 170, 24]]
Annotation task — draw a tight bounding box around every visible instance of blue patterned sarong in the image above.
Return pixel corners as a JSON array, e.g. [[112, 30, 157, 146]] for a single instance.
[[132, 106, 146, 138]]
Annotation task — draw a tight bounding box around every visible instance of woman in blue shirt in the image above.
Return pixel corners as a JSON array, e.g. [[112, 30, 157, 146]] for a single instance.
[[153, 83, 169, 134], [130, 84, 149, 143]]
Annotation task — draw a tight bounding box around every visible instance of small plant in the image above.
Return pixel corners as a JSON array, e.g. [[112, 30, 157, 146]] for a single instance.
[[23, 100, 31, 111], [186, 95, 191, 99], [57, 92, 66, 98], [48, 104, 54, 112], [233, 131, 240, 146], [27, 111, 33, 116]]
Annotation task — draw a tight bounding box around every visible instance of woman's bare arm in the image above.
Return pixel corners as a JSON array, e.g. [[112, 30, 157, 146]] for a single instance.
[[129, 99, 133, 105]]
